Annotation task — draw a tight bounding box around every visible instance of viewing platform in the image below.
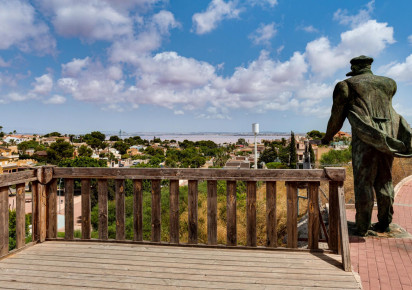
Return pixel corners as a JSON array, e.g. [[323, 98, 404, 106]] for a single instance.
[[0, 167, 361, 289]]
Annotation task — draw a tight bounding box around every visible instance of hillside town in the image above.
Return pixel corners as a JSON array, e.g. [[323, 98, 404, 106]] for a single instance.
[[0, 128, 352, 174]]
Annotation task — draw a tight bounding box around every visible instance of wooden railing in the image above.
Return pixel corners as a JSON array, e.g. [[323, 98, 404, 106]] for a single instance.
[[0, 166, 351, 271]]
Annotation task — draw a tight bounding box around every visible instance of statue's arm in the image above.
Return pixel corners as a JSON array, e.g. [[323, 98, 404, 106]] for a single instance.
[[322, 81, 349, 143]]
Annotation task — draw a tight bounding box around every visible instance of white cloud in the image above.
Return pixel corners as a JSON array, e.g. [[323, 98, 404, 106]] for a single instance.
[[44, 95, 66, 104], [301, 25, 318, 33], [61, 57, 90, 77], [192, 0, 240, 34], [0, 0, 55, 54], [334, 0, 374, 28], [0, 57, 10, 67], [174, 110, 184, 115], [248, 0, 278, 8], [249, 23, 277, 45], [306, 20, 394, 78], [383, 54, 412, 83], [31, 74, 53, 95], [408, 35, 412, 45], [152, 10, 181, 34]]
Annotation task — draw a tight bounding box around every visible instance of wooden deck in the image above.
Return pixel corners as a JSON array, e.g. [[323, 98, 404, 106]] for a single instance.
[[0, 241, 361, 289]]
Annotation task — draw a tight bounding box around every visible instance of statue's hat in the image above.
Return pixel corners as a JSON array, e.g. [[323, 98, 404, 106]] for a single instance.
[[350, 55, 374, 65]]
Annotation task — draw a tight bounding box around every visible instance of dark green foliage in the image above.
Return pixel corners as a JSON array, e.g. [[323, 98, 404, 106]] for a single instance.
[[320, 147, 352, 166], [109, 135, 120, 141], [83, 131, 106, 150], [78, 145, 93, 157], [309, 143, 315, 162], [258, 145, 277, 164], [307, 130, 325, 140], [266, 162, 288, 169], [8, 211, 31, 251], [43, 132, 62, 137], [17, 140, 44, 153], [113, 141, 130, 155], [46, 139, 74, 164], [288, 131, 297, 168], [58, 156, 107, 168]]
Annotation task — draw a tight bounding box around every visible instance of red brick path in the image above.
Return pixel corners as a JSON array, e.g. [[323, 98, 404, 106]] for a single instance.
[[347, 179, 412, 290]]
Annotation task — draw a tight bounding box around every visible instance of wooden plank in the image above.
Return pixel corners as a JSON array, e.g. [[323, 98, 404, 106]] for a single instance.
[[0, 170, 37, 187], [39, 183, 47, 242], [65, 179, 74, 240], [151, 179, 161, 242], [16, 183, 26, 249], [324, 167, 346, 182], [286, 182, 298, 248], [32, 181, 39, 242], [226, 180, 237, 246], [81, 179, 91, 240], [188, 180, 198, 244], [207, 180, 217, 245], [98, 180, 108, 240], [329, 181, 339, 252], [0, 186, 8, 256], [46, 179, 57, 239], [266, 181, 277, 247], [133, 179, 143, 241], [246, 181, 257, 247], [308, 182, 320, 250], [115, 179, 125, 241], [337, 181, 351, 272], [53, 168, 340, 182], [169, 180, 179, 244]]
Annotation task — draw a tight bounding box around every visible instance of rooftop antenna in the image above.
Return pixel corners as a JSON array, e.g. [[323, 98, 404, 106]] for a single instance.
[[252, 123, 259, 170]]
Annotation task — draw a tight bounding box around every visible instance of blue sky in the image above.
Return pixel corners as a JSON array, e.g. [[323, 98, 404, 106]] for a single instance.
[[1, 0, 412, 134]]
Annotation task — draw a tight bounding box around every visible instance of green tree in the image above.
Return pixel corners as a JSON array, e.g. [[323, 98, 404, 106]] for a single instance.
[[84, 131, 106, 150], [309, 143, 315, 162], [307, 130, 325, 140], [109, 135, 120, 141], [289, 131, 297, 168], [43, 132, 62, 137], [113, 141, 130, 155], [46, 139, 74, 164], [18, 140, 43, 154], [258, 145, 277, 164], [236, 138, 247, 146], [320, 147, 352, 166], [78, 145, 93, 157]]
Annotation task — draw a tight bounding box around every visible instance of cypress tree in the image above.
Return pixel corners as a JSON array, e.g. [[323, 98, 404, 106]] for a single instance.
[[289, 131, 297, 168]]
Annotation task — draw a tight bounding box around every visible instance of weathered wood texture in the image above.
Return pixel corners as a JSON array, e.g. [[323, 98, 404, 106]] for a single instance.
[[81, 179, 91, 239], [226, 181, 237, 246], [31, 181, 39, 242], [46, 179, 57, 239], [169, 180, 179, 244], [38, 183, 47, 242], [0, 170, 37, 187], [0, 241, 362, 289], [286, 182, 298, 248], [329, 181, 340, 253], [116, 180, 125, 241], [188, 180, 198, 244], [308, 182, 320, 250], [247, 181, 257, 247], [64, 179, 74, 240], [337, 181, 351, 272], [0, 187, 8, 256], [16, 183, 26, 249], [151, 179, 161, 242], [98, 180, 108, 240], [207, 180, 217, 245], [266, 181, 277, 247], [53, 167, 345, 182], [133, 180, 143, 241]]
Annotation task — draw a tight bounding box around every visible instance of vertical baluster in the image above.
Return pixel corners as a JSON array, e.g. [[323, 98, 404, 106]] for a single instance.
[[46, 179, 57, 239], [116, 179, 125, 240], [266, 181, 277, 247], [247, 181, 257, 247], [207, 180, 217, 245], [65, 179, 74, 240], [169, 180, 179, 244], [98, 179, 108, 240], [286, 181, 298, 248], [337, 181, 351, 271], [81, 179, 91, 239], [226, 180, 237, 246], [133, 179, 143, 241], [16, 183, 26, 248], [38, 182, 47, 242], [188, 180, 198, 244], [151, 179, 161, 242], [32, 181, 39, 242], [329, 181, 339, 252], [308, 182, 320, 250], [0, 186, 8, 256]]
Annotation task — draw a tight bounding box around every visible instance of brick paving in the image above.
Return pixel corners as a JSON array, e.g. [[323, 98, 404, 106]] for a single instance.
[[347, 179, 412, 290]]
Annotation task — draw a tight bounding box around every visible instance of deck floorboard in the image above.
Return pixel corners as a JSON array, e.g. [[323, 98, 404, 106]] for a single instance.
[[0, 241, 361, 289]]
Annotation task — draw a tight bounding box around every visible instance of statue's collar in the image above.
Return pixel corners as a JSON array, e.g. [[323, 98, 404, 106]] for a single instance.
[[346, 69, 373, 77]]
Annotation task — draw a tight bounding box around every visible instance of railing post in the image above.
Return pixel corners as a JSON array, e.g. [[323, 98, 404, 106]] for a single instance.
[[207, 180, 217, 245], [32, 181, 39, 242], [16, 183, 26, 249], [133, 180, 143, 242], [329, 181, 339, 252], [337, 181, 351, 271], [0, 186, 9, 256], [65, 179, 74, 240], [266, 181, 277, 247], [151, 179, 161, 242], [188, 180, 198, 244], [226, 180, 237, 246], [36, 166, 55, 242], [98, 179, 108, 240], [81, 179, 91, 240], [169, 179, 179, 244], [116, 179, 125, 241], [286, 181, 298, 248], [246, 181, 257, 247], [308, 182, 320, 250], [46, 179, 58, 239]]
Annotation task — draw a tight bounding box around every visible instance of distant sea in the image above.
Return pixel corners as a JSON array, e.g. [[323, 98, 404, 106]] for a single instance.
[[123, 133, 293, 144]]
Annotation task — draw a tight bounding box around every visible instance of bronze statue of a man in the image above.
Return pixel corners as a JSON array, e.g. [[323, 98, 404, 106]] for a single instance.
[[322, 55, 412, 236]]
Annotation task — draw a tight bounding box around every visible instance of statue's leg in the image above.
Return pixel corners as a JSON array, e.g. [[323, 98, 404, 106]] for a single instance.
[[374, 154, 394, 230], [352, 136, 377, 235]]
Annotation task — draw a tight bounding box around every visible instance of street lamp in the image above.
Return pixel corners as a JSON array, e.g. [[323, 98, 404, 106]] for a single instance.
[[252, 123, 259, 170]]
